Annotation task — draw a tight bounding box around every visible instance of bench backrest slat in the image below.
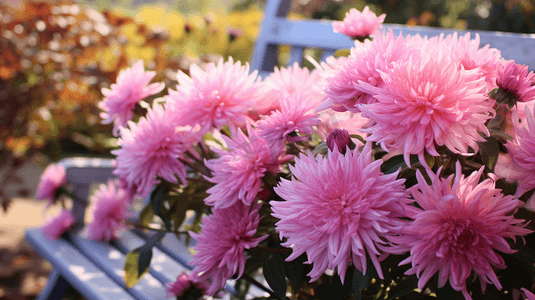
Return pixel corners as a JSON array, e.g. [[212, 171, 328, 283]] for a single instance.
[[251, 0, 535, 74]]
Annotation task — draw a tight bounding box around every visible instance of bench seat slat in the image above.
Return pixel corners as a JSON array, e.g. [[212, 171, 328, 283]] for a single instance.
[[25, 229, 134, 300], [70, 235, 170, 300]]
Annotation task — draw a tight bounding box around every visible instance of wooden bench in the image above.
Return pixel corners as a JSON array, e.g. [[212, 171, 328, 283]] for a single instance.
[[26, 0, 535, 299]]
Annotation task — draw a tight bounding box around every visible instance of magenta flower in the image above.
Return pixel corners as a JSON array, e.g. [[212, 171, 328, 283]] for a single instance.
[[86, 180, 131, 242], [320, 31, 416, 113], [257, 93, 320, 144], [356, 52, 495, 166], [332, 6, 385, 39], [522, 288, 535, 300], [165, 272, 208, 298], [189, 202, 268, 296], [253, 63, 322, 118], [112, 103, 199, 198], [41, 209, 75, 241], [506, 106, 535, 195], [495, 60, 535, 103], [166, 57, 259, 132], [204, 126, 291, 209], [36, 163, 66, 204], [99, 60, 165, 135], [387, 163, 531, 299], [271, 143, 411, 282], [327, 128, 351, 153]]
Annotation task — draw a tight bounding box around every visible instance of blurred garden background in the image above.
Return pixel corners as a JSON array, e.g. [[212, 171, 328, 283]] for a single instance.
[[0, 0, 534, 299]]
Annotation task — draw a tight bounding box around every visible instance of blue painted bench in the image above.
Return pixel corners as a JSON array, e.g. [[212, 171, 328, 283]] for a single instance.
[[26, 0, 535, 299]]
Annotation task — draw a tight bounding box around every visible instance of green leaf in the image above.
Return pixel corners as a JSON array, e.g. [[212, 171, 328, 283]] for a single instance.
[[263, 253, 287, 300], [312, 142, 329, 157], [436, 282, 464, 299], [381, 155, 407, 175], [352, 263, 374, 300], [284, 253, 305, 296], [137, 245, 153, 278], [123, 249, 150, 288], [321, 272, 352, 300], [138, 204, 154, 227], [150, 185, 171, 230], [386, 276, 419, 300], [477, 136, 499, 172]]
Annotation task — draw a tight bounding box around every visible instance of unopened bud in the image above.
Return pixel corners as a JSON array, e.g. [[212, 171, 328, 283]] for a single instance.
[[327, 129, 351, 153]]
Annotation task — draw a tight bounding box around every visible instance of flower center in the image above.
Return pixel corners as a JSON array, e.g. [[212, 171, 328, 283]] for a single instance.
[[436, 218, 482, 259]]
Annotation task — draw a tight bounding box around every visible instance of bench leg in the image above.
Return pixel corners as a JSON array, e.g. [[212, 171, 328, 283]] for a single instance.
[[37, 269, 71, 300]]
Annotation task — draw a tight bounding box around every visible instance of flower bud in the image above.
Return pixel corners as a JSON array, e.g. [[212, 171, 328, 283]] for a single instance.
[[327, 129, 351, 153]]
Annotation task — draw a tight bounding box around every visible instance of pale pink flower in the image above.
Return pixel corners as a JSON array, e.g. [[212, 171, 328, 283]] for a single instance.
[[165, 272, 208, 298], [495, 60, 535, 103], [189, 202, 268, 296], [320, 31, 416, 113], [166, 57, 259, 132], [506, 106, 535, 195], [271, 143, 411, 282], [41, 209, 75, 240], [204, 126, 291, 209], [99, 60, 165, 135], [257, 93, 320, 144], [522, 288, 535, 300], [86, 180, 131, 242], [253, 63, 322, 118], [36, 164, 66, 204], [433, 33, 502, 93], [356, 52, 495, 166], [387, 162, 531, 300], [112, 103, 199, 198], [332, 6, 385, 39]]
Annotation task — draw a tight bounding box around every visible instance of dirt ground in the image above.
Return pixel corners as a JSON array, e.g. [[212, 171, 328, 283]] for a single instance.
[[0, 161, 85, 300]]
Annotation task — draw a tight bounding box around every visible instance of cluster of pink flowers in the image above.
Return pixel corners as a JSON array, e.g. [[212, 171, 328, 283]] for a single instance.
[[76, 6, 535, 298]]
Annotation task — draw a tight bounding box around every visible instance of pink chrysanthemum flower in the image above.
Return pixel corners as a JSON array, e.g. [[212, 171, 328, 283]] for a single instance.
[[506, 106, 535, 195], [449, 33, 502, 93], [387, 162, 531, 300], [165, 272, 208, 298], [320, 31, 416, 113], [112, 103, 199, 198], [166, 57, 259, 132], [332, 6, 385, 39], [36, 163, 66, 204], [99, 60, 165, 135], [189, 202, 268, 296], [257, 93, 320, 144], [86, 180, 131, 242], [204, 126, 291, 209], [356, 52, 495, 166], [271, 143, 412, 282], [41, 209, 75, 241], [495, 60, 535, 103], [253, 63, 322, 118]]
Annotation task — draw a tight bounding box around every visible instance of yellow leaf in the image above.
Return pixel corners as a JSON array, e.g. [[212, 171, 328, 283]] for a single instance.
[[123, 249, 149, 288]]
